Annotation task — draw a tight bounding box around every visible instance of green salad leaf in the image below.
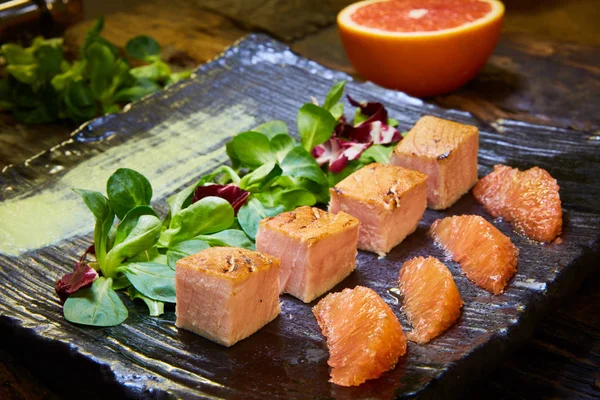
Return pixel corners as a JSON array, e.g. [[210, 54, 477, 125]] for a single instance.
[[195, 229, 255, 250], [104, 214, 162, 276], [228, 131, 276, 167], [166, 239, 210, 268], [118, 262, 176, 303], [159, 196, 234, 247], [322, 81, 346, 111], [238, 197, 286, 240], [107, 168, 153, 219], [63, 277, 128, 327], [239, 162, 282, 192], [297, 103, 336, 152], [252, 120, 288, 138], [128, 287, 164, 317], [72, 189, 114, 268]]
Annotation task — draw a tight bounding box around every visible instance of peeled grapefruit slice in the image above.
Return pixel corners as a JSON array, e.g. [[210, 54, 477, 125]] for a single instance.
[[429, 215, 518, 295], [337, 0, 504, 96], [399, 256, 463, 343], [313, 286, 407, 387], [473, 164, 563, 242]]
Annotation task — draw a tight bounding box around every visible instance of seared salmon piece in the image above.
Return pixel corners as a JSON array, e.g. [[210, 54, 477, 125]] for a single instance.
[[390, 116, 479, 210], [329, 163, 427, 256], [399, 256, 463, 344], [429, 215, 518, 295], [256, 206, 359, 303], [313, 286, 407, 387], [473, 164, 562, 242], [175, 247, 280, 347]]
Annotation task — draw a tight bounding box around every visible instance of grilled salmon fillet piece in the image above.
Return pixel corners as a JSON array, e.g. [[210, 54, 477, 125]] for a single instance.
[[329, 163, 427, 256], [429, 215, 518, 295], [256, 206, 359, 303], [390, 116, 479, 210], [313, 286, 407, 387], [473, 164, 562, 242], [175, 247, 280, 347]]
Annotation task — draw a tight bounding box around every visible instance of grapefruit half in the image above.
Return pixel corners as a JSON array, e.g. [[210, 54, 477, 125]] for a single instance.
[[337, 0, 505, 97]]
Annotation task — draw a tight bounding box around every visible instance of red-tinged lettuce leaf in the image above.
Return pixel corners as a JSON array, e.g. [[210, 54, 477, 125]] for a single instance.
[[312, 94, 401, 173], [347, 94, 388, 125], [345, 120, 402, 144], [311, 137, 371, 173], [55, 262, 99, 303], [193, 184, 250, 215], [333, 96, 401, 144], [333, 114, 348, 138], [81, 244, 95, 260]]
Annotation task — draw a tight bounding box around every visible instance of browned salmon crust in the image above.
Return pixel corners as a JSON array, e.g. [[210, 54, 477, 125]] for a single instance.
[[391, 116, 479, 210], [257, 206, 359, 303], [175, 247, 280, 347], [329, 163, 428, 256]]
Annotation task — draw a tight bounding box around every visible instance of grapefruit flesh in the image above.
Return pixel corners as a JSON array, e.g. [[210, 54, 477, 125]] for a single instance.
[[337, 0, 504, 96], [429, 215, 519, 295], [473, 164, 563, 242], [350, 0, 492, 33], [313, 286, 407, 387], [399, 256, 463, 344]]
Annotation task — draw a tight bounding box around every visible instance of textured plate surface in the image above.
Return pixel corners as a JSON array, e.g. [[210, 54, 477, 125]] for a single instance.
[[1, 34, 600, 400]]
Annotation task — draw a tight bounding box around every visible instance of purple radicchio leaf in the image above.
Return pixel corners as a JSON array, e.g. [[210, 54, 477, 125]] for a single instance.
[[347, 94, 388, 125], [345, 120, 402, 144], [192, 184, 250, 215], [333, 95, 401, 144], [55, 261, 98, 303], [82, 244, 95, 258], [333, 114, 348, 138], [311, 137, 371, 173], [313, 95, 401, 172]]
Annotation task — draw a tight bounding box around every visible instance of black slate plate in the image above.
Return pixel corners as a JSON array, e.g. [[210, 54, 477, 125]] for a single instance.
[[1, 34, 599, 400]]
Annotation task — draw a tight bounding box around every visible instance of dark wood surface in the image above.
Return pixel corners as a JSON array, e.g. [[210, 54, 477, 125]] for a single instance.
[[1, 1, 599, 399]]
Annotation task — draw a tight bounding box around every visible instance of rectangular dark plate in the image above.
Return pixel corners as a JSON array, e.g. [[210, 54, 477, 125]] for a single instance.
[[1, 34, 599, 400]]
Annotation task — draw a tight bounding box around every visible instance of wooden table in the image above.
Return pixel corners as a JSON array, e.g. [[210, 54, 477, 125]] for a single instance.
[[1, 1, 599, 399]]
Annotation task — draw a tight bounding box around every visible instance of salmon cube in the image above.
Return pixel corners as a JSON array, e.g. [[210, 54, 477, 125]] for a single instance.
[[256, 206, 359, 303], [329, 163, 428, 256], [175, 247, 280, 347], [390, 116, 479, 210]]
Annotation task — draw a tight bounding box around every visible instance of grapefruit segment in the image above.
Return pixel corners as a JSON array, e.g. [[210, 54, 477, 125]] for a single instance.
[[337, 0, 505, 96], [472, 164, 563, 242], [313, 286, 407, 386], [399, 256, 463, 343], [429, 215, 518, 295]]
